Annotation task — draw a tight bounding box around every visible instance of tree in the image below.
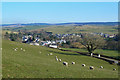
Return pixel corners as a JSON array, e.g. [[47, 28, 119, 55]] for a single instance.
[[80, 34, 106, 55]]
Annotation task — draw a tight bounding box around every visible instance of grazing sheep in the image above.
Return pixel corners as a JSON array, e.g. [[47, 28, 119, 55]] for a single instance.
[[82, 64, 86, 67], [59, 59, 61, 62], [50, 53, 53, 55], [90, 66, 94, 70], [100, 66, 103, 69], [72, 62, 75, 64], [113, 68, 116, 71], [90, 53, 93, 56], [14, 49, 17, 51], [63, 62, 68, 66], [21, 48, 22, 50], [23, 49, 25, 52], [98, 54, 100, 57], [7, 74, 10, 77], [56, 58, 58, 61], [59, 48, 62, 49], [0, 48, 2, 50]]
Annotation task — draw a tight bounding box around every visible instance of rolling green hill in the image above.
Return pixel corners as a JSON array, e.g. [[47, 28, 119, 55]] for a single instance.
[[3, 25, 118, 35], [36, 25, 118, 34], [2, 39, 119, 78]]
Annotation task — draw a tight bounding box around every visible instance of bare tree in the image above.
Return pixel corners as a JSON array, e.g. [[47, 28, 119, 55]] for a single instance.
[[80, 33, 106, 55]]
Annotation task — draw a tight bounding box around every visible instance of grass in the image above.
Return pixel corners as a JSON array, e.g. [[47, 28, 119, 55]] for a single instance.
[[2, 39, 119, 78], [33, 25, 118, 34], [61, 48, 119, 58]]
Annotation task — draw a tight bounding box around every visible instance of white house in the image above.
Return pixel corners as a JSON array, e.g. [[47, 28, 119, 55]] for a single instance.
[[49, 44, 58, 48]]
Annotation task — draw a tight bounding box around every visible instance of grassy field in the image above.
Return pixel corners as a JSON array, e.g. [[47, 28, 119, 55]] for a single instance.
[[2, 39, 119, 78], [32, 25, 118, 34], [61, 48, 119, 58]]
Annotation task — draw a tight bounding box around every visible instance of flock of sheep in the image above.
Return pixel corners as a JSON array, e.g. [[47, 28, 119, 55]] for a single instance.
[[13, 47, 26, 52], [47, 52, 117, 71], [12, 47, 117, 71]]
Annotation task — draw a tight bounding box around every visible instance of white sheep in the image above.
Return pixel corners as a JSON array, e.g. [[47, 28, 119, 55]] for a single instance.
[[21, 48, 22, 50], [0, 48, 2, 50], [90, 66, 94, 70], [100, 66, 103, 69], [82, 64, 86, 67], [113, 68, 116, 71], [59, 59, 61, 62], [72, 61, 75, 64], [14, 49, 17, 51], [49, 53, 53, 55], [56, 58, 58, 61], [98, 54, 100, 57], [90, 53, 93, 56], [23, 49, 25, 52], [63, 62, 68, 66]]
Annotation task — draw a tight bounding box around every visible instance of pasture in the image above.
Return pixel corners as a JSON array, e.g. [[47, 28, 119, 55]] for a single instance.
[[2, 39, 119, 78], [32, 25, 118, 34], [61, 48, 119, 58], [3, 25, 118, 35]]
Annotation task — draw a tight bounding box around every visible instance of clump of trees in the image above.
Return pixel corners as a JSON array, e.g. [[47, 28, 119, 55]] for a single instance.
[[4, 32, 22, 42], [104, 34, 119, 50]]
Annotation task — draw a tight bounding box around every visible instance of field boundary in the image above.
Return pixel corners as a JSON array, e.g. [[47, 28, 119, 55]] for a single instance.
[[57, 48, 120, 65]]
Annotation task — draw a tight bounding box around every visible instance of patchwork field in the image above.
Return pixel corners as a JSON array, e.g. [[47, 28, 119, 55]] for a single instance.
[[36, 25, 118, 34], [2, 39, 119, 78], [3, 25, 118, 35]]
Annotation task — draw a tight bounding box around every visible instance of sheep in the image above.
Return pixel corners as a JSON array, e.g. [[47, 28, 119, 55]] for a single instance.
[[100, 66, 103, 69], [59, 59, 61, 62], [14, 49, 17, 51], [23, 49, 25, 52], [21, 48, 23, 50], [7, 74, 10, 77], [90, 53, 93, 56], [98, 54, 100, 57], [63, 62, 68, 66], [90, 66, 94, 70], [56, 58, 58, 61], [113, 68, 116, 71], [49, 53, 53, 55], [72, 61, 75, 64], [82, 64, 86, 67], [39, 51, 41, 54], [0, 48, 2, 50]]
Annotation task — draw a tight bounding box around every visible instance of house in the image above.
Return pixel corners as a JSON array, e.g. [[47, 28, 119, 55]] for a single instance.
[[49, 44, 58, 48], [22, 36, 28, 43]]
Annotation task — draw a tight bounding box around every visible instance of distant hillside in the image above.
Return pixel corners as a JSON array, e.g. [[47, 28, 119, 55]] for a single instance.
[[1, 22, 118, 27]]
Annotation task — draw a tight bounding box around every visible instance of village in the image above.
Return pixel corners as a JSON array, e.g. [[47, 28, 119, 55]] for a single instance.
[[21, 31, 117, 48]]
